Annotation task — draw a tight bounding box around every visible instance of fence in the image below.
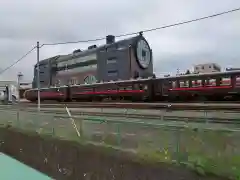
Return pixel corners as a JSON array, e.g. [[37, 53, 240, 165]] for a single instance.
[[0, 106, 239, 178]]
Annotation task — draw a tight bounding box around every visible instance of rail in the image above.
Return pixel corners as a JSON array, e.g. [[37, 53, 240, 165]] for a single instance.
[[0, 106, 240, 125], [9, 101, 240, 110]]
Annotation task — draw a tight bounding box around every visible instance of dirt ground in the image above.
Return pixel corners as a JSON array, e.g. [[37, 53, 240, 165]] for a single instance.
[[0, 127, 230, 180]]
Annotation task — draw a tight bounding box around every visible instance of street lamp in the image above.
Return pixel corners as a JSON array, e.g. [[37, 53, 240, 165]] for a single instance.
[[17, 72, 23, 102]]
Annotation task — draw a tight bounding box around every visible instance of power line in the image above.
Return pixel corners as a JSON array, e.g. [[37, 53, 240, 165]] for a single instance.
[[118, 7, 240, 35], [0, 46, 36, 75], [42, 7, 240, 46], [42, 37, 106, 46]]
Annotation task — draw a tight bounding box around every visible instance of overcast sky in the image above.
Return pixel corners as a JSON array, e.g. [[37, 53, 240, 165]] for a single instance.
[[0, 0, 239, 82]]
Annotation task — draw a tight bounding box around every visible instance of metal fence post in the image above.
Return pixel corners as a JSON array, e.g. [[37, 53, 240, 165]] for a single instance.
[[204, 110, 208, 124], [116, 123, 121, 146], [16, 110, 20, 128], [175, 128, 181, 163], [52, 118, 55, 136]]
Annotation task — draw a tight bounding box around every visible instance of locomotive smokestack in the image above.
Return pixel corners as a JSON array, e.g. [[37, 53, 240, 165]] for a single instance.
[[106, 35, 115, 44]]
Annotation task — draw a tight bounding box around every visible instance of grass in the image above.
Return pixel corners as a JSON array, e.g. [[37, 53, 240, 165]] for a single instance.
[[0, 110, 240, 179]]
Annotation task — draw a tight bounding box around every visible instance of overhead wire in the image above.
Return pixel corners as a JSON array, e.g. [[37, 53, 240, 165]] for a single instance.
[[0, 46, 37, 75], [42, 7, 240, 46]]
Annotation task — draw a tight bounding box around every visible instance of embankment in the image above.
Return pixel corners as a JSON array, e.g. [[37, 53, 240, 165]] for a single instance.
[[0, 127, 229, 180]]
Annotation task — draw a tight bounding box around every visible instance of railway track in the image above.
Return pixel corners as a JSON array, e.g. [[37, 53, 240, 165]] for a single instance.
[[13, 101, 240, 110], [20, 100, 240, 104], [2, 107, 240, 125]]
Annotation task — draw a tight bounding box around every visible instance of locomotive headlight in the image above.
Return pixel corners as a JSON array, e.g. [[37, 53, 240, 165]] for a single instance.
[[136, 39, 151, 69]]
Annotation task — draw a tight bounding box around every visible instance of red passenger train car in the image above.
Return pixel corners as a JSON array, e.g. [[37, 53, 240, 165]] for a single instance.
[[24, 70, 240, 102], [152, 70, 240, 101]]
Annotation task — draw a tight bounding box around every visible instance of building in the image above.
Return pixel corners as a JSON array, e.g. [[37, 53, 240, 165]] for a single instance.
[[32, 56, 60, 88], [0, 81, 19, 102], [193, 63, 221, 74], [32, 34, 154, 88]]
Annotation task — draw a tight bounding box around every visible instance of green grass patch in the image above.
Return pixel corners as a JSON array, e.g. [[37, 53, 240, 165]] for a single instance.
[[0, 114, 240, 180]]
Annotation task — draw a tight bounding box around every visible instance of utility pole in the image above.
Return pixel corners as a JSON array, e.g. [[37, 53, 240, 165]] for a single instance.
[[37, 42, 40, 111], [17, 72, 23, 102]]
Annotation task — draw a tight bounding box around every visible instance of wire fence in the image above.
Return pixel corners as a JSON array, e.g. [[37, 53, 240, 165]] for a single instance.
[[0, 107, 240, 178]]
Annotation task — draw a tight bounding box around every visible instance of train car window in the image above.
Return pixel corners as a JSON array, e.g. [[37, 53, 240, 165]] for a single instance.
[[172, 81, 177, 88], [133, 83, 138, 90], [179, 80, 189, 88], [205, 78, 216, 86], [192, 80, 202, 87], [236, 76, 240, 87], [220, 77, 231, 86], [144, 84, 148, 90], [126, 86, 132, 90], [161, 80, 171, 91], [133, 83, 144, 90], [119, 84, 132, 90], [107, 84, 117, 90], [81, 87, 93, 92]]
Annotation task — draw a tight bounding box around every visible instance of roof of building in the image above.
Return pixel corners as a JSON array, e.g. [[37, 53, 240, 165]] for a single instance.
[[36, 34, 145, 66]]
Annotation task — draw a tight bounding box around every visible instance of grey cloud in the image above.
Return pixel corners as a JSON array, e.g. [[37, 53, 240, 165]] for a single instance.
[[0, 0, 239, 82]]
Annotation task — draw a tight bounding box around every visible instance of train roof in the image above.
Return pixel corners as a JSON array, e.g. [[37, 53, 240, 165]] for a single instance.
[[27, 70, 240, 91], [158, 70, 240, 81]]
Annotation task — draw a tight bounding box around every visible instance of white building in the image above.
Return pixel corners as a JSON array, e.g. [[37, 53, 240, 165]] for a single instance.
[[193, 63, 221, 74], [0, 81, 19, 102]]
